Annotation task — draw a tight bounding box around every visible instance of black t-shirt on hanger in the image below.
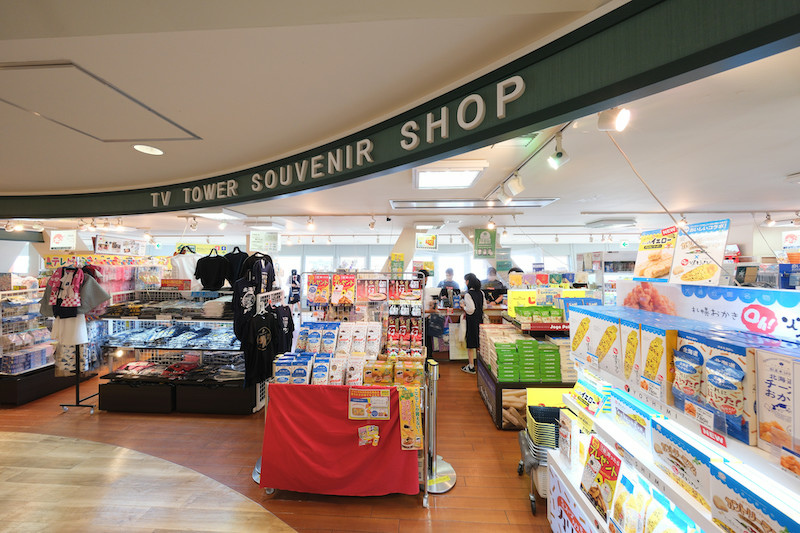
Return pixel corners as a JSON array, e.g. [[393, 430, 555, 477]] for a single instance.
[[224, 247, 249, 286], [194, 251, 229, 290]]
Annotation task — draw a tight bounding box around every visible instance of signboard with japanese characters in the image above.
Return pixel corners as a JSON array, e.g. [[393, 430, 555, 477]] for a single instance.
[[633, 227, 677, 282], [668, 219, 730, 286], [473, 228, 496, 258], [618, 280, 800, 343]]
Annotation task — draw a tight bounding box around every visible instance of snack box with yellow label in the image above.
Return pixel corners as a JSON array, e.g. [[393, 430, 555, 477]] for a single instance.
[[589, 311, 622, 377], [637, 320, 677, 405], [363, 361, 394, 385], [710, 461, 800, 533], [569, 305, 595, 369], [755, 341, 800, 454], [650, 418, 736, 511]]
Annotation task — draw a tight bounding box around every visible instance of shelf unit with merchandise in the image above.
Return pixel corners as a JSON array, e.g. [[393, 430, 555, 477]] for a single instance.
[[580, 251, 636, 305], [98, 288, 262, 414], [0, 288, 89, 405], [557, 301, 800, 533]]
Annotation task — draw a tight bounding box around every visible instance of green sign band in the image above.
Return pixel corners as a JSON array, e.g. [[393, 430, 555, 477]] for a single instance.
[[2, 0, 800, 218]]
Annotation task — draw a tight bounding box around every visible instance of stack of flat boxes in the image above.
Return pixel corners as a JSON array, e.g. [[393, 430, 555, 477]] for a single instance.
[[516, 338, 539, 382], [547, 335, 577, 382], [495, 340, 519, 382]]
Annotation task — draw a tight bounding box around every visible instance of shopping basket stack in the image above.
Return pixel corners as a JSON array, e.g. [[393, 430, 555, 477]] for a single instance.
[[517, 405, 562, 513]]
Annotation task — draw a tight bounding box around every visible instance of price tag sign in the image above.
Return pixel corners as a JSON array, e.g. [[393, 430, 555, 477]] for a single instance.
[[156, 314, 173, 321]]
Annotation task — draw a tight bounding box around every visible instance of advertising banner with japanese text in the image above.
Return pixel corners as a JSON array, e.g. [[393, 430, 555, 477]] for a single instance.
[[633, 227, 677, 282], [668, 219, 730, 286], [548, 464, 592, 533], [618, 280, 800, 342], [415, 234, 437, 251]]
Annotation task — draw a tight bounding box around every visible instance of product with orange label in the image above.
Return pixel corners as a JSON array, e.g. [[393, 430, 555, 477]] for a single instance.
[[394, 361, 425, 386], [363, 361, 394, 385], [579, 435, 621, 521], [397, 385, 423, 450]]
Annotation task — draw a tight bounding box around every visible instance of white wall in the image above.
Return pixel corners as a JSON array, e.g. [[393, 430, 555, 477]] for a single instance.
[[0, 241, 28, 273]]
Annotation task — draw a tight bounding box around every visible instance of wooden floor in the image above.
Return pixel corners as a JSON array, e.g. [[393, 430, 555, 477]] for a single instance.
[[0, 431, 294, 533], [0, 362, 551, 532]]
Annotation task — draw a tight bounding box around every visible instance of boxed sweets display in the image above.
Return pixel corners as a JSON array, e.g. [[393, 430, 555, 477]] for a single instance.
[[569, 305, 595, 368], [650, 418, 735, 511], [755, 341, 800, 454], [710, 461, 800, 533], [610, 388, 662, 450]]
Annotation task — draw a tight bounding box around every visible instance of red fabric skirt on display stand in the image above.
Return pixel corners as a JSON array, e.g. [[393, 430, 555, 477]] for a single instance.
[[259, 384, 420, 496]]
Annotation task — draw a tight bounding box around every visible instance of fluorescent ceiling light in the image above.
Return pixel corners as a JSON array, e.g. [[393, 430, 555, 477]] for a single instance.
[[585, 218, 637, 229], [413, 159, 488, 190], [414, 221, 444, 232], [133, 144, 164, 156], [190, 208, 246, 221], [391, 198, 558, 209], [249, 224, 285, 232]]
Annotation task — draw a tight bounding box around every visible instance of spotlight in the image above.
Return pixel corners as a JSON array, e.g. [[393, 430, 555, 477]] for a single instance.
[[311, 236, 315, 244], [328, 235, 332, 244], [497, 191, 512, 205], [678, 215, 688, 229], [608, 234, 613, 242], [114, 218, 123, 230], [115, 349, 124, 358], [287, 237, 293, 246], [87, 218, 97, 232], [307, 217, 315, 230], [487, 217, 496, 230], [297, 236, 301, 245], [189, 217, 198, 231], [78, 220, 87, 231], [13, 222, 24, 232], [4, 221, 13, 232], [505, 172, 525, 196], [794, 212, 800, 227], [764, 213, 776, 227], [450, 235, 453, 244], [589, 234, 594, 243], [31, 221, 44, 231], [369, 217, 376, 230], [547, 133, 570, 169], [554, 234, 559, 243], [502, 229, 508, 238], [376, 235, 380, 244], [143, 231, 152, 241], [218, 221, 228, 230], [597, 107, 631, 132]]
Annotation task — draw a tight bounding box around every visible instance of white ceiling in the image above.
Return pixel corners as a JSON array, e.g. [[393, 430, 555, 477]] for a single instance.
[[1, 1, 799, 245]]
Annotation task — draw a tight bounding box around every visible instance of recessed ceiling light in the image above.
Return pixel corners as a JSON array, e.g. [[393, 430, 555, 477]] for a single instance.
[[133, 144, 164, 156], [413, 160, 488, 190]]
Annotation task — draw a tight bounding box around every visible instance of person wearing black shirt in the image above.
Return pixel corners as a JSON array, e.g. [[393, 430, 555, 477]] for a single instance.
[[461, 274, 483, 374]]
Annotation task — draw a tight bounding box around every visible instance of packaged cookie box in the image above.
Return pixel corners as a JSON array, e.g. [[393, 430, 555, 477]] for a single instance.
[[635, 316, 678, 405], [651, 418, 735, 511], [710, 461, 800, 533], [756, 341, 800, 454], [590, 308, 625, 378], [569, 305, 596, 368], [610, 388, 662, 450]]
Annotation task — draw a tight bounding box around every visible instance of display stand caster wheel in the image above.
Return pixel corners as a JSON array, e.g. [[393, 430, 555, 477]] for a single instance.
[[530, 499, 536, 515], [89, 408, 95, 414], [264, 488, 275, 495], [62, 406, 69, 412], [423, 494, 429, 508], [517, 461, 524, 476]]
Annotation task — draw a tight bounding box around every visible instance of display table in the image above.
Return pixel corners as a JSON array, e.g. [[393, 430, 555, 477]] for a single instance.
[[259, 384, 420, 497]]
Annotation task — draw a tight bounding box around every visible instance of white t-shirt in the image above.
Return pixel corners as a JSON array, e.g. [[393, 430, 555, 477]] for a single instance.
[[169, 253, 202, 290]]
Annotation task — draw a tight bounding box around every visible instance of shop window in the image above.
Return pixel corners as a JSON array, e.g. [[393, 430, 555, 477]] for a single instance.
[[370, 256, 389, 272], [339, 256, 366, 271], [277, 256, 302, 283], [544, 255, 571, 272], [305, 256, 334, 272]]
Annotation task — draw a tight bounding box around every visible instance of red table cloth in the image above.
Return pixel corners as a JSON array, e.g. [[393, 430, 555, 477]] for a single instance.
[[259, 384, 420, 496]]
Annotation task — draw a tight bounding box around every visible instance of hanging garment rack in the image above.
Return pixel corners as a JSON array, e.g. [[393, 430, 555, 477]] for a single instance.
[[60, 344, 98, 413]]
